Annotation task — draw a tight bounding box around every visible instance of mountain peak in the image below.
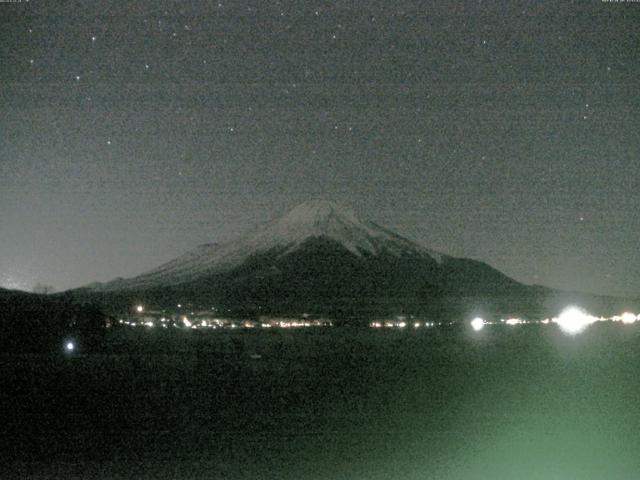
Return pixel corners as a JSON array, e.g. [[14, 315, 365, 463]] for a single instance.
[[246, 199, 387, 255], [272, 199, 366, 235], [248, 199, 441, 260], [90, 200, 447, 291]]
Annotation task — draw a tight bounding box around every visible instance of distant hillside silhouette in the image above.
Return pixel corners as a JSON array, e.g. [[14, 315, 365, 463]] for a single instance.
[[0, 288, 108, 353]]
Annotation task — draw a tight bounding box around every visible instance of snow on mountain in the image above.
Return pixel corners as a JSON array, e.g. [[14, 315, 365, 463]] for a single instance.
[[245, 200, 444, 259], [90, 200, 448, 291]]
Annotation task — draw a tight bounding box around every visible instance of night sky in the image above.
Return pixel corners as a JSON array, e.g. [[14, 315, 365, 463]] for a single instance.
[[1, 0, 639, 297]]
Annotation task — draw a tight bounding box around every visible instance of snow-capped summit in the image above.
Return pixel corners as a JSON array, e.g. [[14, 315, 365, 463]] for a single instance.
[[244, 199, 442, 258], [90, 200, 446, 291], [248, 199, 370, 252]]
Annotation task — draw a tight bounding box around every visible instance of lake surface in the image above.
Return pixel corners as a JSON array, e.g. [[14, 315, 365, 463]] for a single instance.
[[2, 324, 640, 479]]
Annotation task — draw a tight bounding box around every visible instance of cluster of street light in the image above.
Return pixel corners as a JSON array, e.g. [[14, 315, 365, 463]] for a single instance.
[[369, 321, 442, 329], [129, 304, 638, 336], [65, 306, 639, 354], [367, 307, 640, 336], [469, 307, 640, 335], [119, 309, 333, 330]]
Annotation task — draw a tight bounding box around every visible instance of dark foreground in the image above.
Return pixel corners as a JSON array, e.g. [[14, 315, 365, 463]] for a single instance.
[[2, 324, 640, 479]]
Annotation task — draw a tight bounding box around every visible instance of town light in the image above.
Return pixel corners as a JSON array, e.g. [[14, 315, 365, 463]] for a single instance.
[[136, 305, 144, 313], [620, 312, 637, 324], [555, 306, 594, 335], [470, 317, 484, 331]]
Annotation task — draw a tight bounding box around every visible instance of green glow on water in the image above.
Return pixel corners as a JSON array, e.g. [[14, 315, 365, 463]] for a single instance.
[[3, 324, 640, 479]]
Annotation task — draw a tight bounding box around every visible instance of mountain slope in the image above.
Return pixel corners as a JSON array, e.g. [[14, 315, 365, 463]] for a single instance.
[[91, 200, 447, 291], [75, 200, 636, 319]]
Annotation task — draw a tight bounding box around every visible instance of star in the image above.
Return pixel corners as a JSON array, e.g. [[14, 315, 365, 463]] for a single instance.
[[91, 36, 97, 42], [75, 75, 81, 81], [29, 59, 34, 65], [106, 140, 112, 145]]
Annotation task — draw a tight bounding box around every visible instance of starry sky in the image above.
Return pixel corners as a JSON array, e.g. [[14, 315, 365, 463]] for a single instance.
[[1, 0, 639, 297]]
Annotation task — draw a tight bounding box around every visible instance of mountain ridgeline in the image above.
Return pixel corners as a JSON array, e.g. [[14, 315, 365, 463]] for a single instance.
[[74, 200, 636, 320]]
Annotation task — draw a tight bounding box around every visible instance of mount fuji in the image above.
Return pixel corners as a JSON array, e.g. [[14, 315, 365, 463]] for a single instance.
[[91, 199, 450, 291], [74, 200, 631, 319]]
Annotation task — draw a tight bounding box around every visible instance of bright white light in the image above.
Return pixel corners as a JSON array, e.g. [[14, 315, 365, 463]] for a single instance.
[[65, 341, 75, 352], [397, 322, 407, 328], [413, 322, 421, 328], [136, 305, 144, 313], [182, 317, 192, 328], [505, 318, 521, 326], [470, 317, 484, 331], [555, 307, 595, 335], [620, 312, 637, 324]]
